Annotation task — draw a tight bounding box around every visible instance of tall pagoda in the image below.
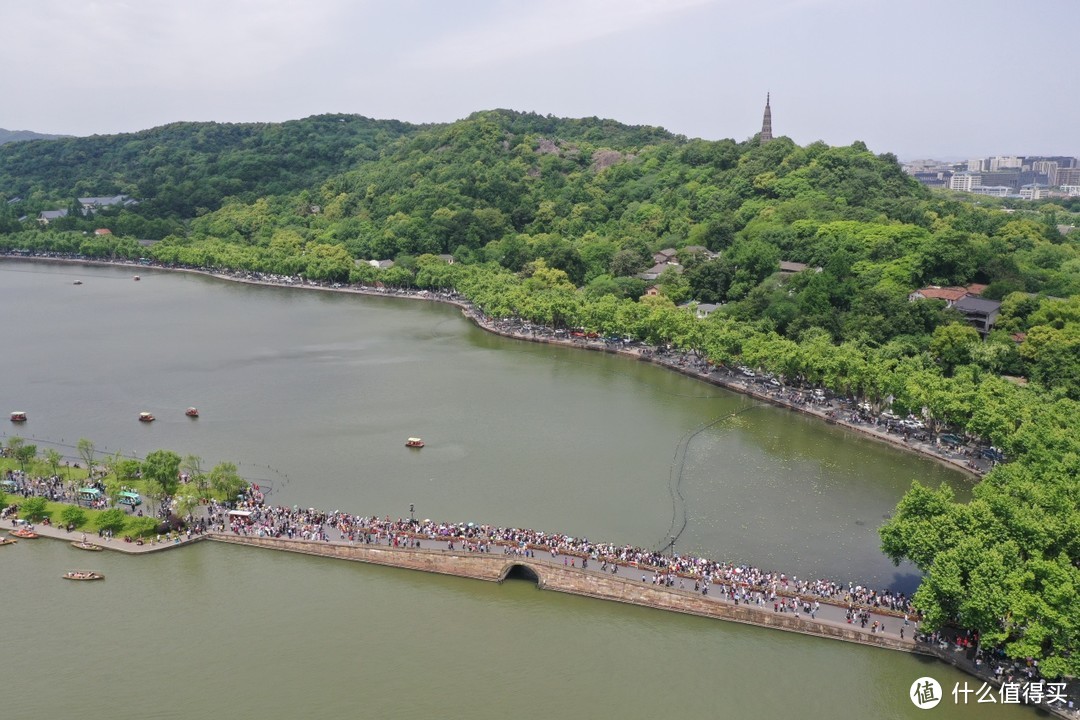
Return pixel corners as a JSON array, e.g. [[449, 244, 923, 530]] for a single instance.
[[759, 93, 773, 144]]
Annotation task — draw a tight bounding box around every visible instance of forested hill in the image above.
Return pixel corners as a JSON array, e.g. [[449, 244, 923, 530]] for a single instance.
[[0, 128, 69, 145], [0, 114, 421, 218], [187, 110, 929, 268]]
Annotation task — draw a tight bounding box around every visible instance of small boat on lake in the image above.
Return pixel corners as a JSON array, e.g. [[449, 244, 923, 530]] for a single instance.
[[0, 536, 17, 546], [71, 541, 103, 551], [139, 411, 155, 422], [405, 437, 425, 448], [11, 528, 38, 539], [133, 275, 140, 281], [186, 407, 199, 418], [63, 570, 104, 581], [10, 411, 27, 422], [73, 280, 83, 285]]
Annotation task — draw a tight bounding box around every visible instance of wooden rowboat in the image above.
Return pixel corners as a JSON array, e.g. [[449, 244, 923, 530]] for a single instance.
[[0, 537, 17, 546], [63, 571, 104, 581], [11, 528, 38, 539], [71, 541, 104, 551]]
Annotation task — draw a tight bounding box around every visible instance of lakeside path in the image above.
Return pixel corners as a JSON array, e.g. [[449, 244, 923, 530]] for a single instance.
[[0, 254, 992, 480], [3, 518, 204, 554]]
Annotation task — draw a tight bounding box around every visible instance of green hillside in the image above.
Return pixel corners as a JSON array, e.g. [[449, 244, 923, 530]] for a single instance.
[[0, 114, 421, 220]]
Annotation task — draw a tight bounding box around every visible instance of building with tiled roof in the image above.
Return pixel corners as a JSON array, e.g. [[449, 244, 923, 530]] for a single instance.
[[954, 296, 1002, 337], [908, 286, 969, 305]]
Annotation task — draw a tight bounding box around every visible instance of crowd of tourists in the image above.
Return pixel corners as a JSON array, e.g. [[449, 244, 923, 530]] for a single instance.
[[213, 486, 915, 618], [3, 468, 77, 503]]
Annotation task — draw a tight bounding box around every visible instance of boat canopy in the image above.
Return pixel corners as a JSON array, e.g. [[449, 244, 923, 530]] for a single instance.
[[407, 437, 423, 443]]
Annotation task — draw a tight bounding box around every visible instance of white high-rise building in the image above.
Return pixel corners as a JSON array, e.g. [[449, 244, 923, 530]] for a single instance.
[[989, 156, 1023, 171], [967, 158, 986, 172], [949, 173, 981, 192]]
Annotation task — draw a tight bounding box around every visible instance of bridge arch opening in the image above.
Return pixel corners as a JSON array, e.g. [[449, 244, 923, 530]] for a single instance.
[[501, 563, 541, 586]]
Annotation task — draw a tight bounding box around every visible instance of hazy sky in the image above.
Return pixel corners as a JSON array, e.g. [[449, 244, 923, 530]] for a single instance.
[[1, 0, 1075, 159]]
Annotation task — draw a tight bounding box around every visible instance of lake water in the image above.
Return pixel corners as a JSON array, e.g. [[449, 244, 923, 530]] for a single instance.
[[0, 260, 1027, 718]]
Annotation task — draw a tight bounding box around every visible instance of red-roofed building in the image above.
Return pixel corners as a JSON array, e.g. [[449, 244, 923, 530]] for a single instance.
[[908, 286, 969, 305], [94, 228, 112, 235], [965, 283, 988, 296]]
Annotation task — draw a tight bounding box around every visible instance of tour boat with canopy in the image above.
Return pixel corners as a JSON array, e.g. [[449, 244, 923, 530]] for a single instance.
[[405, 437, 425, 448], [10, 411, 26, 422], [139, 411, 155, 422], [186, 407, 199, 417]]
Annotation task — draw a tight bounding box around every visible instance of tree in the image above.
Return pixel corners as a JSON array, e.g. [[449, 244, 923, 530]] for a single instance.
[[685, 259, 732, 304], [610, 248, 647, 277], [60, 505, 87, 529], [97, 508, 127, 534], [43, 448, 63, 479], [210, 462, 246, 501], [929, 323, 981, 376], [173, 485, 201, 521], [12, 442, 37, 474], [181, 454, 203, 481], [142, 449, 182, 496], [77, 438, 96, 475], [20, 496, 49, 522], [143, 479, 166, 517]]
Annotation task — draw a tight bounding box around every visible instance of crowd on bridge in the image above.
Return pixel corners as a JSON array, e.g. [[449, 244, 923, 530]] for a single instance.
[[214, 486, 916, 618]]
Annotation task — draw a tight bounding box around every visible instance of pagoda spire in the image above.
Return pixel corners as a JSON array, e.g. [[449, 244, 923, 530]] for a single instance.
[[760, 93, 773, 144]]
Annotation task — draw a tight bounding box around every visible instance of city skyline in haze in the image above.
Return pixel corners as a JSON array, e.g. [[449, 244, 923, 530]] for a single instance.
[[1, 0, 1075, 159]]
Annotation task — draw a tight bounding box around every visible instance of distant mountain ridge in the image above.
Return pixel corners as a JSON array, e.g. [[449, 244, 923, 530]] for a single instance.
[[0, 114, 422, 219], [0, 128, 69, 145]]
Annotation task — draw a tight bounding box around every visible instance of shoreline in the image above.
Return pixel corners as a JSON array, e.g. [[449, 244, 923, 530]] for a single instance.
[[2, 253, 987, 480]]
